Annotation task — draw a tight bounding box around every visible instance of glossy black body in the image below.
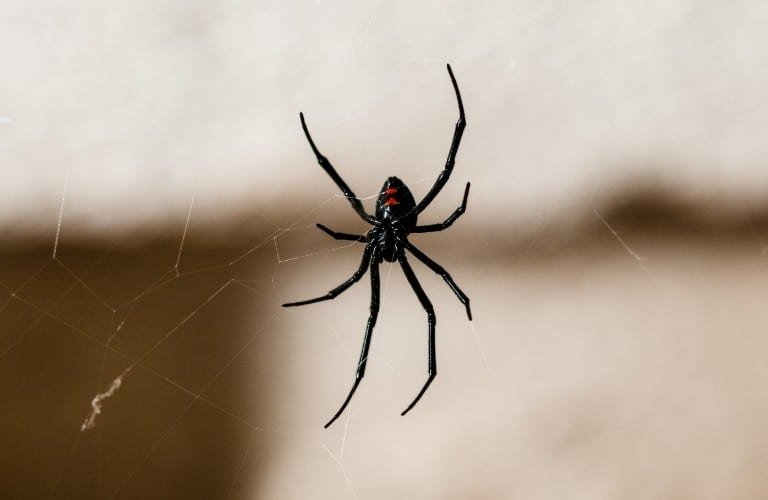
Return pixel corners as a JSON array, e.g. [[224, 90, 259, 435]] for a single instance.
[[283, 64, 472, 428], [371, 177, 417, 262]]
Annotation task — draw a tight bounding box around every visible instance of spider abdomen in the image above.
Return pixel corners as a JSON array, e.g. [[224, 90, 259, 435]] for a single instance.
[[372, 177, 417, 262], [375, 177, 417, 229]]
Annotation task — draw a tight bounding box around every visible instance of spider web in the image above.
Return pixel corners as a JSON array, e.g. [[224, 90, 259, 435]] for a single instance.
[[5, 0, 768, 497], [5, 151, 768, 500], [1, 164, 495, 500]]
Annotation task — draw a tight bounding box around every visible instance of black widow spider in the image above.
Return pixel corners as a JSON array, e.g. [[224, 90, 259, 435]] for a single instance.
[[283, 64, 472, 428]]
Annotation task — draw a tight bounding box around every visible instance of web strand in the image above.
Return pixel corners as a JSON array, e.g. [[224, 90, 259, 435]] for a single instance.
[[4, 185, 414, 498], [52, 167, 70, 259]]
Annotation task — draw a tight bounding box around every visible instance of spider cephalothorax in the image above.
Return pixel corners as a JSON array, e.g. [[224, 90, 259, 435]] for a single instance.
[[283, 64, 472, 428]]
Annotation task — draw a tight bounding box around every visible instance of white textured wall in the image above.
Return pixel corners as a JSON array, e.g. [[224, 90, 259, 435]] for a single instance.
[[1, 1, 767, 238]]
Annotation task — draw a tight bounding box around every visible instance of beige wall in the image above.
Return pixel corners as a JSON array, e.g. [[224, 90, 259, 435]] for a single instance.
[[2, 2, 768, 499], [2, 0, 768, 239]]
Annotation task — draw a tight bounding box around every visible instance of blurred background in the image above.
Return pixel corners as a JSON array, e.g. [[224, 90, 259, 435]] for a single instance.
[[2, 1, 768, 499]]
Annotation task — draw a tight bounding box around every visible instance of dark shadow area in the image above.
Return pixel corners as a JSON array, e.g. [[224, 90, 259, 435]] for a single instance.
[[590, 185, 768, 241], [503, 185, 768, 260], [2, 184, 768, 499], [0, 235, 281, 500]]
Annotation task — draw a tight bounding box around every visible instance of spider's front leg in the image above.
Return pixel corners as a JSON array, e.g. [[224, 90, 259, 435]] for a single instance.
[[398, 253, 437, 416], [316, 223, 367, 243], [324, 248, 381, 428], [413, 64, 466, 215], [300, 113, 376, 225], [412, 182, 470, 233]]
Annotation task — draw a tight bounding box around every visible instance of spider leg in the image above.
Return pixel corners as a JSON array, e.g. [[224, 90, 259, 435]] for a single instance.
[[282, 243, 373, 307], [300, 113, 376, 224], [316, 223, 366, 242], [412, 182, 470, 233], [406, 242, 472, 321], [413, 64, 466, 215], [398, 254, 437, 416], [324, 249, 381, 428]]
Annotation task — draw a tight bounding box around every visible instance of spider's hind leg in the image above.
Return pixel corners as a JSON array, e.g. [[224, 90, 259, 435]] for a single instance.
[[406, 242, 471, 320], [398, 254, 437, 416], [282, 243, 373, 308], [324, 251, 381, 428]]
